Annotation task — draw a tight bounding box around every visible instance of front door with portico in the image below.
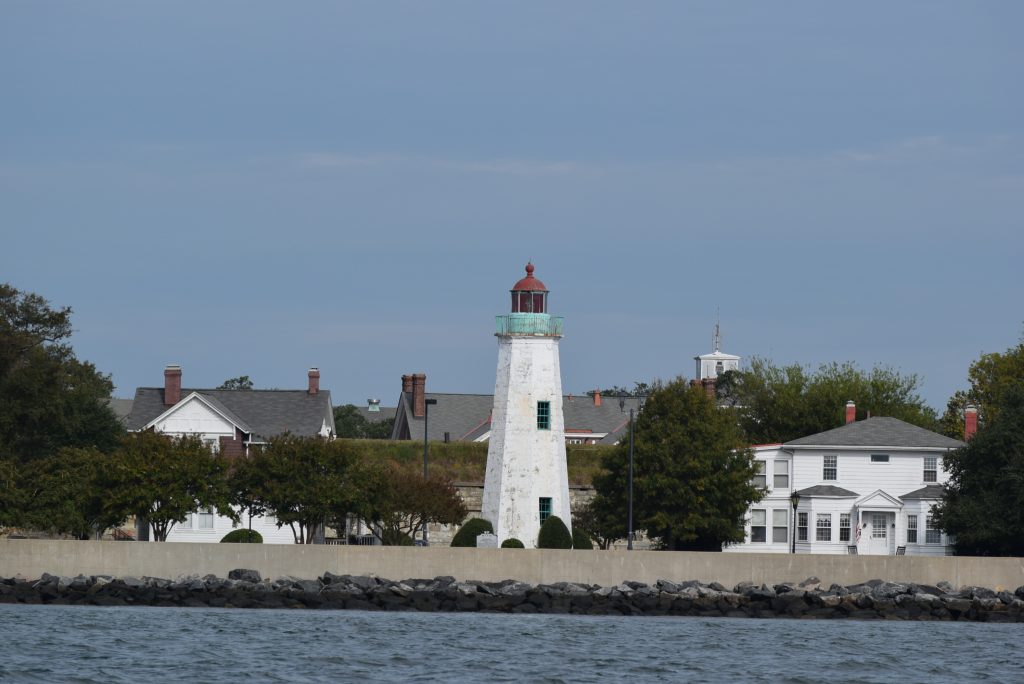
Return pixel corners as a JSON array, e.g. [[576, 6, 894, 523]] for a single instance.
[[863, 511, 893, 555]]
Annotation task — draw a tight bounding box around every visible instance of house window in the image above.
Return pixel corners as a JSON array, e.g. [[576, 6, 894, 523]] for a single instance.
[[536, 401, 550, 430], [772, 510, 788, 543], [773, 460, 789, 489], [752, 461, 766, 488], [924, 457, 937, 483], [197, 508, 215, 530], [871, 454, 890, 463], [797, 512, 808, 541], [925, 515, 941, 544], [180, 515, 193, 530], [539, 497, 552, 525], [823, 455, 837, 481], [839, 513, 851, 542], [907, 515, 918, 543], [816, 514, 832, 542], [751, 510, 767, 542]]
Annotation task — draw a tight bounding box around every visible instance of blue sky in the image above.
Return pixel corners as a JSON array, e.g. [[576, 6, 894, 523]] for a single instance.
[[2, 2, 1021, 411]]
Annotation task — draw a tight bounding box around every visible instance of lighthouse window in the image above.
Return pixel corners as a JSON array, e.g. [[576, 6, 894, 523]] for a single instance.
[[539, 497, 552, 525], [537, 401, 551, 430]]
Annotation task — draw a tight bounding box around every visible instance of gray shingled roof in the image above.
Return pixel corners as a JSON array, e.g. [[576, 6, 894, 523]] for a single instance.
[[901, 484, 945, 501], [784, 417, 963, 449], [795, 485, 859, 498], [107, 398, 135, 425], [395, 392, 644, 444], [126, 387, 335, 441]]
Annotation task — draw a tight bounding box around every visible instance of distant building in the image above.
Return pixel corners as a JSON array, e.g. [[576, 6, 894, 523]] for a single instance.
[[726, 402, 969, 556], [125, 365, 335, 544]]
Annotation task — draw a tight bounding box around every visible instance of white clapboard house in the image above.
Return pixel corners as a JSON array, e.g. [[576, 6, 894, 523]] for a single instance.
[[124, 365, 335, 543], [726, 402, 969, 556]]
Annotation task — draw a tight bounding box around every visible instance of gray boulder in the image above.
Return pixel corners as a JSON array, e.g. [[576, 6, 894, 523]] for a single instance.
[[228, 569, 261, 583]]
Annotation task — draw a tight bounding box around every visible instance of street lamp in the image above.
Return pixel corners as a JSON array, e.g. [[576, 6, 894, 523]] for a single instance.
[[423, 398, 437, 546], [789, 492, 801, 554], [619, 391, 642, 551]]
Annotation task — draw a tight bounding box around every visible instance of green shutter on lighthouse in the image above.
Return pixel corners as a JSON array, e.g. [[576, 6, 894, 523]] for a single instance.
[[537, 401, 550, 430]]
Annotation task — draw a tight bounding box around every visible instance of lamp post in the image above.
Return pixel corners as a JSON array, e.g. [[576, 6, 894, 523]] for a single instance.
[[619, 392, 641, 551], [423, 398, 437, 546], [789, 492, 800, 554]]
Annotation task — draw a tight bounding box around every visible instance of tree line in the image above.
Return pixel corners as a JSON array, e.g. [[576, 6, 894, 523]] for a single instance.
[[0, 431, 467, 544]]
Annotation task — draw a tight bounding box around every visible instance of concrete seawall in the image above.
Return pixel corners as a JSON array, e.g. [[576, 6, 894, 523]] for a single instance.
[[3, 540, 1024, 589]]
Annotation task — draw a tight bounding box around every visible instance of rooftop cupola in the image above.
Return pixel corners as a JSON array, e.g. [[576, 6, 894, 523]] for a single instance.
[[510, 262, 548, 314]]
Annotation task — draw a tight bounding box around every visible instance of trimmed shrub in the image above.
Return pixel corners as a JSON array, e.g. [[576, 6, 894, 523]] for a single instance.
[[572, 527, 594, 550], [450, 518, 494, 547], [220, 529, 263, 544], [501, 538, 525, 548], [537, 515, 573, 549]]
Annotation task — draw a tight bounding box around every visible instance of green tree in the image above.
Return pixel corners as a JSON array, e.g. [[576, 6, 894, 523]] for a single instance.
[[571, 526, 594, 550], [352, 461, 467, 546], [0, 457, 21, 530], [0, 284, 123, 462], [932, 385, 1024, 556], [18, 447, 126, 539], [717, 358, 937, 444], [218, 376, 254, 390], [593, 378, 763, 551], [333, 404, 395, 439], [241, 435, 361, 544], [939, 339, 1024, 438], [572, 499, 622, 550], [104, 431, 234, 542]]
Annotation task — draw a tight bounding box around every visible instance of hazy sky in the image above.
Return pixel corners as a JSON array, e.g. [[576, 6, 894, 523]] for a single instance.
[[2, 2, 1021, 411]]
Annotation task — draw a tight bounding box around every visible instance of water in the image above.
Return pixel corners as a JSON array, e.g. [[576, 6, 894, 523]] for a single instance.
[[1, 605, 1021, 683]]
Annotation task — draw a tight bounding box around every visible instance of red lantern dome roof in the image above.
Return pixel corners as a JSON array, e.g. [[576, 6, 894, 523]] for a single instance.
[[511, 262, 547, 292]]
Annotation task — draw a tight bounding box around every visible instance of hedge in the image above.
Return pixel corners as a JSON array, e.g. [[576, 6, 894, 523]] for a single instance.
[[571, 527, 594, 550], [220, 529, 263, 543], [450, 518, 494, 547], [333, 439, 611, 486], [500, 538, 525, 548], [537, 515, 573, 549]]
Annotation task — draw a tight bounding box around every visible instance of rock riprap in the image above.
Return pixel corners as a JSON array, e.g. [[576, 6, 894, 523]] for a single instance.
[[3, 572, 1023, 621]]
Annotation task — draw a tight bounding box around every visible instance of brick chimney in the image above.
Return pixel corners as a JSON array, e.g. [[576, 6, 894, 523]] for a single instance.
[[412, 373, 426, 418], [308, 368, 320, 395], [402, 374, 413, 394], [964, 404, 978, 441], [701, 377, 716, 400], [845, 400, 856, 424], [164, 365, 182, 406], [593, 390, 601, 407]]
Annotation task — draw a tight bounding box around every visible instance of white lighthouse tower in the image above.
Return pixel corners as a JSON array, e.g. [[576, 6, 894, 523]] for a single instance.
[[482, 263, 572, 547]]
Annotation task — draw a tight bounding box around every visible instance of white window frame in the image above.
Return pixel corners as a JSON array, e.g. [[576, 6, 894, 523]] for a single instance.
[[870, 454, 890, 464], [925, 515, 941, 544], [773, 459, 789, 490], [750, 509, 767, 543], [839, 513, 851, 542], [907, 514, 918, 543], [816, 513, 832, 542], [752, 461, 766, 489], [772, 509, 788, 543], [797, 512, 808, 541], [823, 454, 837, 481], [196, 507, 215, 530], [923, 457, 937, 483]]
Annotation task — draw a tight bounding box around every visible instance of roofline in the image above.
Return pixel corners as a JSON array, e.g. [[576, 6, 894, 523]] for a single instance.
[[784, 444, 961, 452], [141, 391, 251, 434]]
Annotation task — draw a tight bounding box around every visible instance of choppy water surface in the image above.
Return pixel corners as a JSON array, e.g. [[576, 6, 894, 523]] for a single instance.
[[2, 605, 1021, 683]]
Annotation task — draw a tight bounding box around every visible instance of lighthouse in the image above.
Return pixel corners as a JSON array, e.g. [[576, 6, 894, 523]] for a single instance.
[[481, 263, 572, 547]]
